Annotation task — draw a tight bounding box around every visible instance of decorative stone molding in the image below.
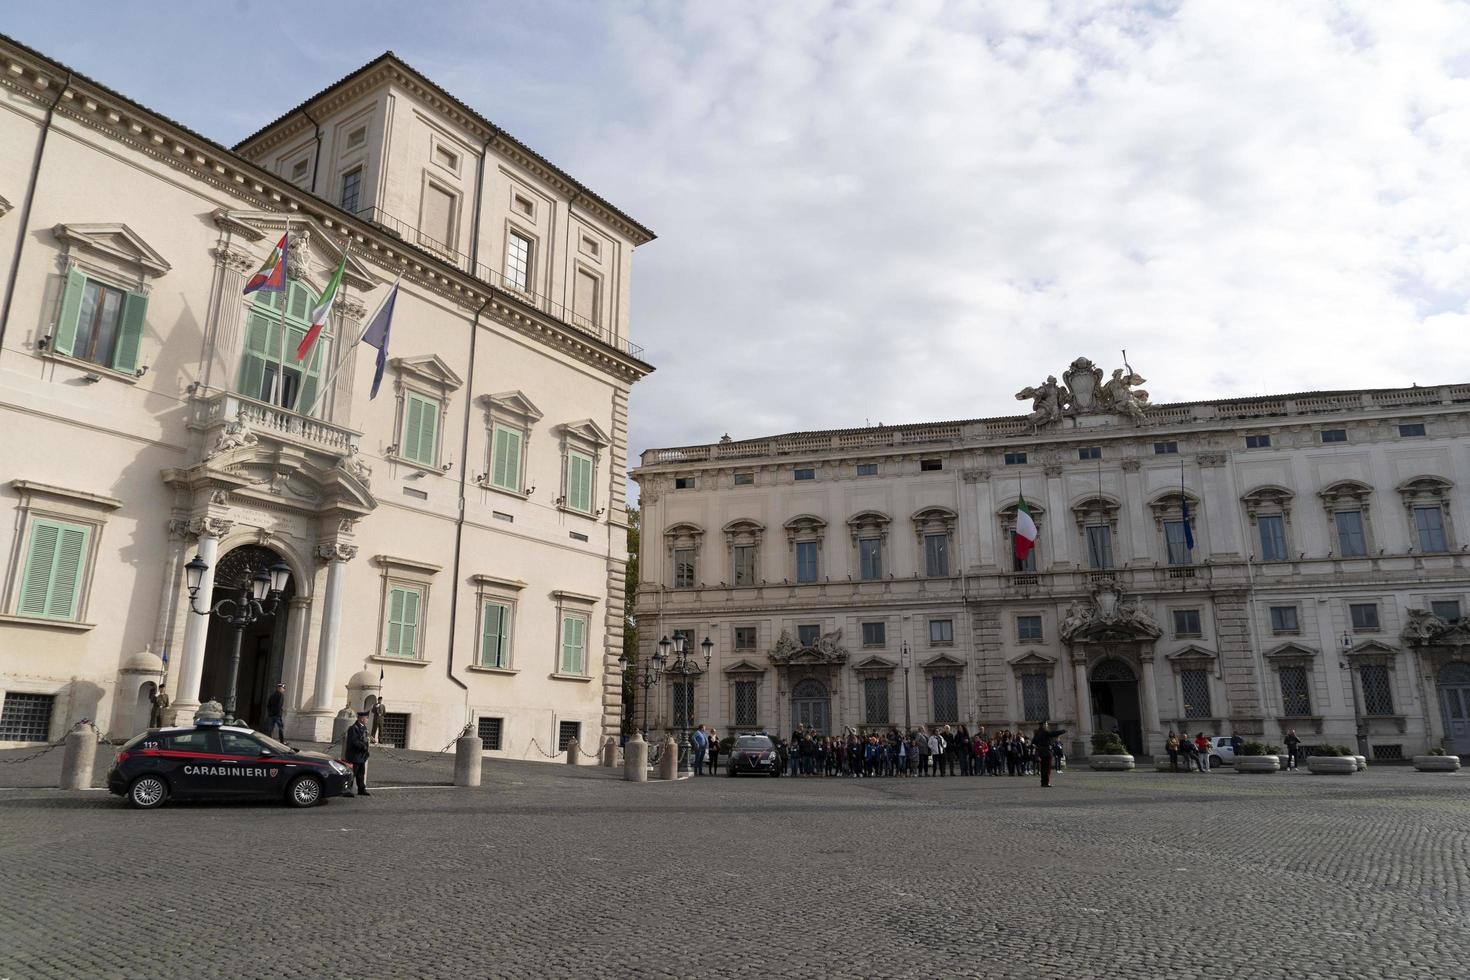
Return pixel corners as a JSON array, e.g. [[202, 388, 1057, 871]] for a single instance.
[[188, 517, 234, 539], [212, 245, 256, 276], [911, 506, 957, 552], [961, 468, 990, 483], [315, 542, 359, 563], [1196, 452, 1227, 468], [846, 510, 890, 545], [1241, 485, 1294, 522], [1059, 583, 1162, 643], [54, 222, 171, 278], [1147, 489, 1199, 531], [1120, 459, 1142, 472], [1070, 494, 1120, 534], [1264, 641, 1318, 665], [1008, 650, 1057, 677]]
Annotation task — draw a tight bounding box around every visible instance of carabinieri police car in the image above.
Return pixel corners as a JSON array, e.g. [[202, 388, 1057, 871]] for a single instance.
[[107, 719, 354, 809]]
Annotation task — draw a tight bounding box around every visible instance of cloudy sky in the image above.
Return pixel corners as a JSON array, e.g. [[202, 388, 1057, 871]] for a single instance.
[[11, 1, 1470, 473]]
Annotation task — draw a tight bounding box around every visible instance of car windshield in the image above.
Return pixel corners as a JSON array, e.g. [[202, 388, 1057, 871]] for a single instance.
[[253, 733, 294, 754], [735, 737, 773, 750]]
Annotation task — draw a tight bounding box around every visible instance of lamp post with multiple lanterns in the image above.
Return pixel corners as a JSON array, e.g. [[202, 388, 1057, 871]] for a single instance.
[[184, 554, 290, 726], [618, 633, 712, 775]]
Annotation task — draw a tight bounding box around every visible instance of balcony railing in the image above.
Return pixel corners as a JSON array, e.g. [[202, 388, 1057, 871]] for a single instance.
[[354, 206, 644, 359], [193, 391, 361, 455]]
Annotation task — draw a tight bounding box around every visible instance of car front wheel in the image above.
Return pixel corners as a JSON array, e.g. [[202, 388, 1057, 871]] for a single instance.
[[128, 775, 168, 810], [286, 775, 323, 808]]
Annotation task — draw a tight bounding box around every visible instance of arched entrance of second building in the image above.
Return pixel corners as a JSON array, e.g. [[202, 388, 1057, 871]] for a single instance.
[[1090, 658, 1142, 755], [1437, 661, 1470, 754], [791, 678, 830, 734], [199, 544, 295, 730]]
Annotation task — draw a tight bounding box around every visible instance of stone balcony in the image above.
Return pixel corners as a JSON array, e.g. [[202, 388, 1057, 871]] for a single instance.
[[189, 390, 362, 460]]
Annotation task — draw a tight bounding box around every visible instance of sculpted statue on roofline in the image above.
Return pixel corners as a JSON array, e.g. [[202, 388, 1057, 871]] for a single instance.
[[1015, 356, 1150, 427]]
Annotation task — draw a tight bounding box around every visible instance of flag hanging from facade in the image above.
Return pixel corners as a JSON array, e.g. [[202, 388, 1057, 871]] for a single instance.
[[361, 279, 400, 399], [295, 252, 346, 361], [1181, 497, 1196, 551], [243, 234, 289, 295], [1014, 492, 1038, 561]]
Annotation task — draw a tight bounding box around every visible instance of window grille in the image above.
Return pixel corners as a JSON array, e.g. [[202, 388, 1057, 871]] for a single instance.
[[558, 721, 581, 751], [1021, 674, 1049, 722], [931, 676, 958, 723], [380, 713, 409, 749], [1360, 664, 1395, 715], [734, 681, 758, 727], [0, 693, 54, 742], [863, 678, 890, 725], [1279, 665, 1311, 716], [1180, 670, 1212, 719], [477, 717, 503, 750], [1371, 743, 1403, 760]]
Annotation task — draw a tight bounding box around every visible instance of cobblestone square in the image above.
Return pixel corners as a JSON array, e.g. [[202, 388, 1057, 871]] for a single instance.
[[1, 747, 1468, 979]]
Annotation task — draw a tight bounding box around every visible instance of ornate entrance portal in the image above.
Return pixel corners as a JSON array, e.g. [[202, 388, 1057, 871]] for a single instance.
[[791, 679, 831, 734], [1089, 659, 1143, 755], [199, 545, 294, 730]]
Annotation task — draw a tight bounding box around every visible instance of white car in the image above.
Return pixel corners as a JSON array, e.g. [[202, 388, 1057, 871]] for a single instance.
[[1207, 736, 1238, 768]]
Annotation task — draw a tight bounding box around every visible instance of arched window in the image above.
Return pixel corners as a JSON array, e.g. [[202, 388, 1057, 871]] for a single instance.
[[237, 281, 328, 413]]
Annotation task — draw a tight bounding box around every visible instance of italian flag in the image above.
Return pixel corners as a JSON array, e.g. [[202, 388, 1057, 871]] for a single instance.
[[295, 253, 346, 362], [1014, 492, 1038, 562]]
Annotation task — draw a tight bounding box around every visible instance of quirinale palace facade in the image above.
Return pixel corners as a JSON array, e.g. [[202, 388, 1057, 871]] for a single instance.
[[0, 37, 652, 753], [633, 359, 1470, 760]]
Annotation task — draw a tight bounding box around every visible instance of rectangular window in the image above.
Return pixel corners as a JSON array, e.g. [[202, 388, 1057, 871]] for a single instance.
[[1164, 521, 1191, 565], [559, 614, 588, 675], [477, 717, 503, 750], [1415, 505, 1448, 553], [16, 518, 90, 621], [340, 167, 362, 214], [1016, 615, 1043, 641], [732, 545, 756, 586], [734, 680, 758, 726], [674, 476, 695, 490], [400, 392, 440, 466], [493, 511, 513, 523], [384, 586, 422, 658], [858, 538, 883, 580], [794, 467, 815, 481], [863, 677, 890, 725], [565, 451, 594, 513], [856, 463, 878, 477], [1172, 609, 1202, 637], [1021, 674, 1049, 722], [733, 472, 754, 486], [734, 626, 757, 650], [1078, 446, 1101, 461], [1181, 670, 1212, 719], [1360, 664, 1395, 715], [1085, 525, 1114, 570], [1257, 515, 1287, 561], [558, 721, 581, 752], [673, 548, 695, 589], [1154, 441, 1178, 455], [434, 144, 459, 173], [1245, 434, 1271, 449], [1269, 605, 1299, 634], [0, 692, 55, 742], [1003, 452, 1027, 465], [861, 621, 886, 647], [479, 600, 511, 668], [931, 676, 958, 723], [569, 531, 588, 542], [1279, 665, 1312, 716], [1430, 599, 1462, 623], [52, 269, 147, 374], [1335, 511, 1367, 557], [1320, 429, 1347, 443], [797, 624, 820, 646], [929, 619, 954, 644], [506, 232, 532, 291], [1350, 603, 1380, 631], [1398, 423, 1426, 438], [490, 424, 523, 492], [795, 541, 818, 583], [924, 533, 949, 577], [920, 458, 943, 472]]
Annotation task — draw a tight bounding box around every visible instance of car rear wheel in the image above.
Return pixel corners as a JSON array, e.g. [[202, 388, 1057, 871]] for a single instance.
[[128, 775, 168, 809], [286, 775, 323, 808]]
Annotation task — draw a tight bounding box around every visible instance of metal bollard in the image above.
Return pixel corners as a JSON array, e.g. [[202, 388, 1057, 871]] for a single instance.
[[623, 732, 647, 782], [601, 737, 617, 767], [454, 735, 483, 787], [60, 727, 97, 791], [657, 736, 678, 780]]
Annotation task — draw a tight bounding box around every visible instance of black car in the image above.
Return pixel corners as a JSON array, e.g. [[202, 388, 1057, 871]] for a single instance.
[[107, 721, 354, 809], [726, 734, 780, 776]]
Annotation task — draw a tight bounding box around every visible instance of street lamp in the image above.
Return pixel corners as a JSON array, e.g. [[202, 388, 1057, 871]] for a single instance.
[[618, 647, 665, 738], [661, 632, 714, 776], [186, 555, 290, 725], [901, 640, 911, 732], [1340, 632, 1369, 758]]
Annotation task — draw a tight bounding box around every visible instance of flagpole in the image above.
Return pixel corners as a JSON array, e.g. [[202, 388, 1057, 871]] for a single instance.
[[296, 236, 354, 420], [274, 216, 291, 408], [299, 268, 397, 421]]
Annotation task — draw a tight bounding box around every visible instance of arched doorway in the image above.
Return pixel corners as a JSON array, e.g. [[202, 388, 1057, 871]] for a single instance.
[[1437, 662, 1470, 753], [1090, 659, 1142, 755], [791, 678, 830, 734], [199, 545, 295, 730]]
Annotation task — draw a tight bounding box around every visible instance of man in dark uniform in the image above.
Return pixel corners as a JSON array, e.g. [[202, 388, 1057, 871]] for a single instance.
[[370, 699, 386, 745], [149, 685, 170, 728], [345, 709, 372, 796], [265, 683, 286, 740], [1032, 720, 1068, 788]]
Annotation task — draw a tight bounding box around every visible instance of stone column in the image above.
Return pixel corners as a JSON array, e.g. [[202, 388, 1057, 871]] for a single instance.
[[311, 544, 357, 720], [1072, 648, 1092, 755], [1137, 646, 1160, 757], [280, 596, 311, 725], [173, 519, 230, 717], [1044, 462, 1070, 568], [204, 245, 254, 392]]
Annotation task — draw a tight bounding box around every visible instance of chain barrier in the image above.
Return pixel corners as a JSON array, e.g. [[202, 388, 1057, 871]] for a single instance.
[[0, 719, 112, 766], [370, 722, 472, 766]]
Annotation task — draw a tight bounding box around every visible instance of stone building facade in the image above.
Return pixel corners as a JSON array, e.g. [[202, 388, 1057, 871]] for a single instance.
[[0, 39, 652, 755], [632, 358, 1470, 759]]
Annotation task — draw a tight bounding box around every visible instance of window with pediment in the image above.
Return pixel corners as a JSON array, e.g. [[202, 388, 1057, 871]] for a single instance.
[[664, 523, 704, 589], [1266, 642, 1318, 719], [998, 500, 1045, 572], [1397, 477, 1454, 554], [387, 355, 464, 470], [912, 507, 957, 577], [479, 391, 542, 497], [847, 511, 890, 581], [1241, 486, 1294, 562], [724, 519, 765, 587], [47, 223, 170, 379], [784, 514, 826, 584], [1071, 495, 1120, 570], [555, 420, 610, 517], [1148, 491, 1200, 566], [1319, 481, 1374, 558]]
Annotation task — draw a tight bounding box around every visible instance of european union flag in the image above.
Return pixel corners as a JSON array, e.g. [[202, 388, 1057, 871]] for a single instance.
[[1181, 497, 1195, 551], [360, 279, 400, 400]]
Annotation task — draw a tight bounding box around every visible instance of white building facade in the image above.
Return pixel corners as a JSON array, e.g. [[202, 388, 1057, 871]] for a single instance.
[[0, 40, 652, 754], [633, 358, 1470, 759]]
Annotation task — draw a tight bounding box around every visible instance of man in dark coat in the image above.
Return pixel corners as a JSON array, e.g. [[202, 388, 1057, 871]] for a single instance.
[[345, 709, 372, 796], [1032, 721, 1068, 788], [265, 683, 286, 740]]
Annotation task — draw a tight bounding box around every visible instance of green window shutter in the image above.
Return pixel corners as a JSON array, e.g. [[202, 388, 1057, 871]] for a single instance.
[[52, 268, 87, 357], [385, 587, 406, 656], [419, 399, 439, 466], [237, 310, 271, 399], [401, 588, 420, 655], [492, 426, 521, 491], [401, 397, 425, 464], [17, 519, 89, 620], [111, 291, 147, 373], [567, 452, 592, 512], [561, 615, 585, 674], [482, 601, 509, 667]]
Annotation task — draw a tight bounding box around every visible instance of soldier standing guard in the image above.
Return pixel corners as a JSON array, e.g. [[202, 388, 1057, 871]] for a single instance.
[[149, 685, 170, 728], [370, 699, 386, 745], [346, 709, 372, 796]]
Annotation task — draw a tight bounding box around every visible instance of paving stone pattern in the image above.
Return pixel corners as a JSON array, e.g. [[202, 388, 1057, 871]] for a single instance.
[[1, 745, 1468, 979]]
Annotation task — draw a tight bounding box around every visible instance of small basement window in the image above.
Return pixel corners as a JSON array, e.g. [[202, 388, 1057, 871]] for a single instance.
[[920, 458, 943, 472]]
